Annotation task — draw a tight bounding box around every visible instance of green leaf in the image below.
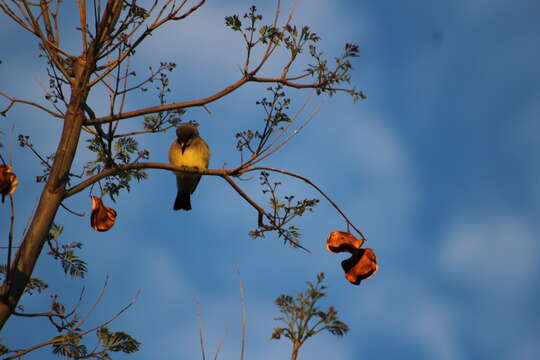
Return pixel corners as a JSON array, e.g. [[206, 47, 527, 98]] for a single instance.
[[98, 327, 141, 354], [225, 15, 242, 31]]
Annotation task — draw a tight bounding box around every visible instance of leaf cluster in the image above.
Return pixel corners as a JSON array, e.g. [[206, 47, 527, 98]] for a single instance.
[[97, 327, 140, 354], [9, 288, 140, 359], [50, 327, 140, 360], [226, 6, 281, 49], [84, 136, 148, 200], [271, 273, 349, 350], [47, 223, 87, 279], [250, 172, 319, 248], [307, 43, 366, 101], [236, 85, 291, 160], [141, 62, 184, 132], [225, 6, 365, 101]]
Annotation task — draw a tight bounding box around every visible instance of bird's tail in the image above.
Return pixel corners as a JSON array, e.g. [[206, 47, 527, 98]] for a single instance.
[[173, 191, 192, 211]]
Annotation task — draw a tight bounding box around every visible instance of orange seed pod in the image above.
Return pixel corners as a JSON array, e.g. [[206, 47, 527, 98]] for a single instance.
[[90, 196, 117, 232]]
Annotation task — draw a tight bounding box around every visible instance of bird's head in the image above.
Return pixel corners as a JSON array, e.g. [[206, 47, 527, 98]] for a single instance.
[[176, 123, 199, 152]]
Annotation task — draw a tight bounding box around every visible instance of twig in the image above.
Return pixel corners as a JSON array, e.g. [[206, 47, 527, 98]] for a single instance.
[[78, 0, 88, 54], [196, 297, 206, 360], [241, 93, 317, 169], [3, 338, 63, 360], [112, 126, 174, 138], [0, 91, 63, 118], [86, 76, 251, 125], [213, 321, 228, 360], [222, 175, 265, 226], [74, 275, 109, 332], [6, 194, 15, 286], [13, 311, 63, 318], [63, 160, 365, 240], [202, 104, 212, 114], [223, 176, 309, 252], [60, 203, 85, 217], [79, 288, 141, 337], [237, 268, 247, 360], [246, 166, 366, 241]]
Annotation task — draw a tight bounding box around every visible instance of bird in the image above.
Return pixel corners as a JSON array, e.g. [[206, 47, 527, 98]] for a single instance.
[[168, 123, 210, 211]]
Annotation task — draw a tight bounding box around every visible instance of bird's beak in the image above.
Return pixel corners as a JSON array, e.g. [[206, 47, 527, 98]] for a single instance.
[[179, 138, 191, 154]]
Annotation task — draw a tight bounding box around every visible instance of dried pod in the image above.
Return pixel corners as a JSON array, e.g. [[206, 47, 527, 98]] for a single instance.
[[0, 165, 18, 202], [326, 231, 364, 254], [90, 196, 117, 232], [341, 248, 378, 285]]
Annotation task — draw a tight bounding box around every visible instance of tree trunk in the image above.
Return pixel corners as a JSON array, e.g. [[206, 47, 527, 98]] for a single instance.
[[0, 93, 86, 330]]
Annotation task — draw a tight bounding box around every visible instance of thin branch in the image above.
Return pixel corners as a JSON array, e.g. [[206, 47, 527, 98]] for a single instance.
[[213, 322, 228, 360], [5, 194, 15, 286], [0, 91, 63, 118], [196, 297, 206, 360], [241, 93, 317, 169], [172, 0, 206, 20], [222, 175, 265, 227], [89, 0, 206, 87], [85, 76, 250, 125], [251, 76, 328, 89], [112, 125, 174, 138], [3, 338, 62, 360], [74, 275, 109, 332], [6, 287, 139, 360], [60, 203, 85, 217], [79, 288, 140, 337], [12, 311, 56, 318], [224, 176, 309, 252], [85, 70, 334, 127], [237, 268, 246, 360], [78, 0, 88, 54], [247, 167, 366, 240], [63, 161, 365, 239]]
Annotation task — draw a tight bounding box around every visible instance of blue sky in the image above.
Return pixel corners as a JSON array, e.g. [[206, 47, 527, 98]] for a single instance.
[[1, 0, 540, 359]]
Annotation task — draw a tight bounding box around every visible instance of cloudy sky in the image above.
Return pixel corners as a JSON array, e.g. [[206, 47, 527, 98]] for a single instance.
[[1, 0, 539, 359]]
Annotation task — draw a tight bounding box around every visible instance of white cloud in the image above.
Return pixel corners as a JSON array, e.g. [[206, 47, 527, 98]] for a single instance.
[[412, 298, 461, 360], [440, 216, 539, 297], [350, 276, 462, 360], [514, 334, 540, 360], [330, 107, 419, 251]]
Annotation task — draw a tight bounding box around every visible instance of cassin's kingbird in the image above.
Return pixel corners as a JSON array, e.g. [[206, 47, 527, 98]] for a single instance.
[[169, 123, 210, 211]]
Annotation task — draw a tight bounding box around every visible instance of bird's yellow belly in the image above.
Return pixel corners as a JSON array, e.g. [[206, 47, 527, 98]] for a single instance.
[[169, 142, 209, 169]]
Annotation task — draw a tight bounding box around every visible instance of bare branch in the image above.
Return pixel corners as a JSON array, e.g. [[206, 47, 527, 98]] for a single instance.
[[60, 203, 85, 217], [196, 297, 206, 360], [85, 76, 250, 125], [246, 166, 366, 241], [112, 126, 175, 138], [237, 268, 246, 360], [222, 175, 265, 226], [3, 338, 62, 360], [5, 194, 15, 287], [89, 0, 206, 87], [64, 160, 365, 240], [0, 91, 63, 118], [79, 288, 140, 337], [78, 0, 88, 54], [65, 162, 234, 198]]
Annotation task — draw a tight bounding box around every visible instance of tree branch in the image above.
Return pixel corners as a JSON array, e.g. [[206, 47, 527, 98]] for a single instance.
[[64, 161, 365, 240], [0, 91, 63, 118], [245, 166, 366, 240], [85, 76, 250, 125]]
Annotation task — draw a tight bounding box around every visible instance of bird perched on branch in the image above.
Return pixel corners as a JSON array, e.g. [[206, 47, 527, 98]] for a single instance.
[[169, 123, 210, 211]]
